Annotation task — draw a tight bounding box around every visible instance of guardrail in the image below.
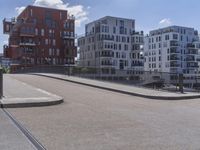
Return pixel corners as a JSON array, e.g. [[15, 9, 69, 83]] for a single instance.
[[12, 66, 191, 93]]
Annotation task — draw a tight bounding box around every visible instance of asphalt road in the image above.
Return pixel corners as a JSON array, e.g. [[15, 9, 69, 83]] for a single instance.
[[7, 74, 200, 150]]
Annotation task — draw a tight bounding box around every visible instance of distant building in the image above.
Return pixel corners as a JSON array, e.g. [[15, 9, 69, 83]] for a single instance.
[[78, 16, 144, 75], [0, 53, 11, 68], [144, 26, 200, 87], [3, 5, 77, 69]]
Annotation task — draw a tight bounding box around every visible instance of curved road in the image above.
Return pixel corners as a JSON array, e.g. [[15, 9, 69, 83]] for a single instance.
[[7, 74, 200, 150]]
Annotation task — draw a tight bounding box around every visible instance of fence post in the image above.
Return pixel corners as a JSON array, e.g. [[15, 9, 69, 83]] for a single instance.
[[0, 69, 3, 98], [179, 73, 184, 93]]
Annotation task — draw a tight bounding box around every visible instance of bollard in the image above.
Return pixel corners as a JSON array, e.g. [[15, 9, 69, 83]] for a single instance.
[[0, 69, 3, 98], [179, 73, 184, 93]]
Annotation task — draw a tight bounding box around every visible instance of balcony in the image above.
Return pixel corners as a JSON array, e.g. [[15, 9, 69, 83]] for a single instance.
[[67, 15, 75, 20], [186, 56, 195, 62], [196, 58, 200, 61], [101, 50, 114, 58], [101, 60, 113, 66], [19, 42, 36, 46], [187, 43, 196, 49], [132, 62, 144, 67], [101, 63, 113, 67], [101, 54, 113, 57], [187, 62, 198, 68], [19, 23, 35, 37], [187, 49, 198, 55], [64, 46, 77, 57], [170, 41, 179, 47], [170, 56, 180, 61], [63, 35, 75, 39], [102, 36, 114, 41], [20, 31, 35, 37], [170, 48, 180, 54], [170, 62, 180, 68]]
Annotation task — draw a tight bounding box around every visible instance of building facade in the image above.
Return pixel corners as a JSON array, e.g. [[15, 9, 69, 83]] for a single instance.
[[3, 5, 77, 68], [144, 26, 200, 87], [78, 16, 144, 75]]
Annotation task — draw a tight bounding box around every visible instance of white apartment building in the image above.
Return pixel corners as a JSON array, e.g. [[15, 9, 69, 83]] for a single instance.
[[144, 26, 200, 87], [78, 16, 144, 75]]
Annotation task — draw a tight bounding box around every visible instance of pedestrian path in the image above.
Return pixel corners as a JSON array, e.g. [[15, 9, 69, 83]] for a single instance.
[[1, 75, 63, 108], [0, 109, 36, 150], [34, 73, 200, 100]]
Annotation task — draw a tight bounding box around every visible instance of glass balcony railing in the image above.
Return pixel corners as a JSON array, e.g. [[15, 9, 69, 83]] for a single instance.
[[170, 48, 180, 54], [170, 57, 180, 61], [170, 62, 180, 68], [170, 41, 179, 47]]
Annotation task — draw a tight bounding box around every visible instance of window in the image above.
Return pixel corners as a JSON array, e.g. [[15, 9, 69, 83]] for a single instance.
[[165, 35, 169, 40], [132, 21, 134, 28], [60, 12, 62, 19], [173, 34, 178, 40], [113, 27, 116, 34], [45, 39, 48, 45], [119, 44, 121, 50], [6, 24, 9, 31], [41, 29, 45, 36], [149, 64, 151, 68], [124, 44, 128, 50], [53, 39, 56, 46], [163, 42, 167, 47], [120, 20, 124, 27], [149, 38, 151, 43], [30, 9, 33, 17], [49, 48, 52, 56], [35, 28, 38, 35]]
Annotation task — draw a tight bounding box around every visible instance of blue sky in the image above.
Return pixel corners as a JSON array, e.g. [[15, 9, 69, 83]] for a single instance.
[[1, 0, 200, 53]]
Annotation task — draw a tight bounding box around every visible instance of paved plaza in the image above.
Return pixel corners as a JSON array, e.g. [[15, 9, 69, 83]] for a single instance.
[[2, 74, 200, 150], [1, 75, 63, 108], [34, 73, 200, 100]]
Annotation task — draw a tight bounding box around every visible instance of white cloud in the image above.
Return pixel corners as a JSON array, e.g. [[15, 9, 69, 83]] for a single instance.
[[3, 40, 8, 45], [16, 0, 89, 27], [15, 6, 26, 14], [159, 18, 172, 26]]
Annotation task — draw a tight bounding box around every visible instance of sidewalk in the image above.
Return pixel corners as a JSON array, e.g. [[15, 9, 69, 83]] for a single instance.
[[0, 109, 36, 150], [1, 75, 63, 108], [33, 73, 200, 100]]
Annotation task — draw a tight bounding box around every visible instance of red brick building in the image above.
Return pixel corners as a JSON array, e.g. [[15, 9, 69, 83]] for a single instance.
[[3, 5, 77, 68]]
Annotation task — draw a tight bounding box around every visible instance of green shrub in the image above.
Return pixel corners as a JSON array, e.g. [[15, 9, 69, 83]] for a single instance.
[[1, 67, 10, 74]]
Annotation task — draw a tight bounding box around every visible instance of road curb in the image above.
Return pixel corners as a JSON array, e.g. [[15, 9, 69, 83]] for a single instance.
[[1, 98, 64, 108], [32, 74, 200, 100]]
